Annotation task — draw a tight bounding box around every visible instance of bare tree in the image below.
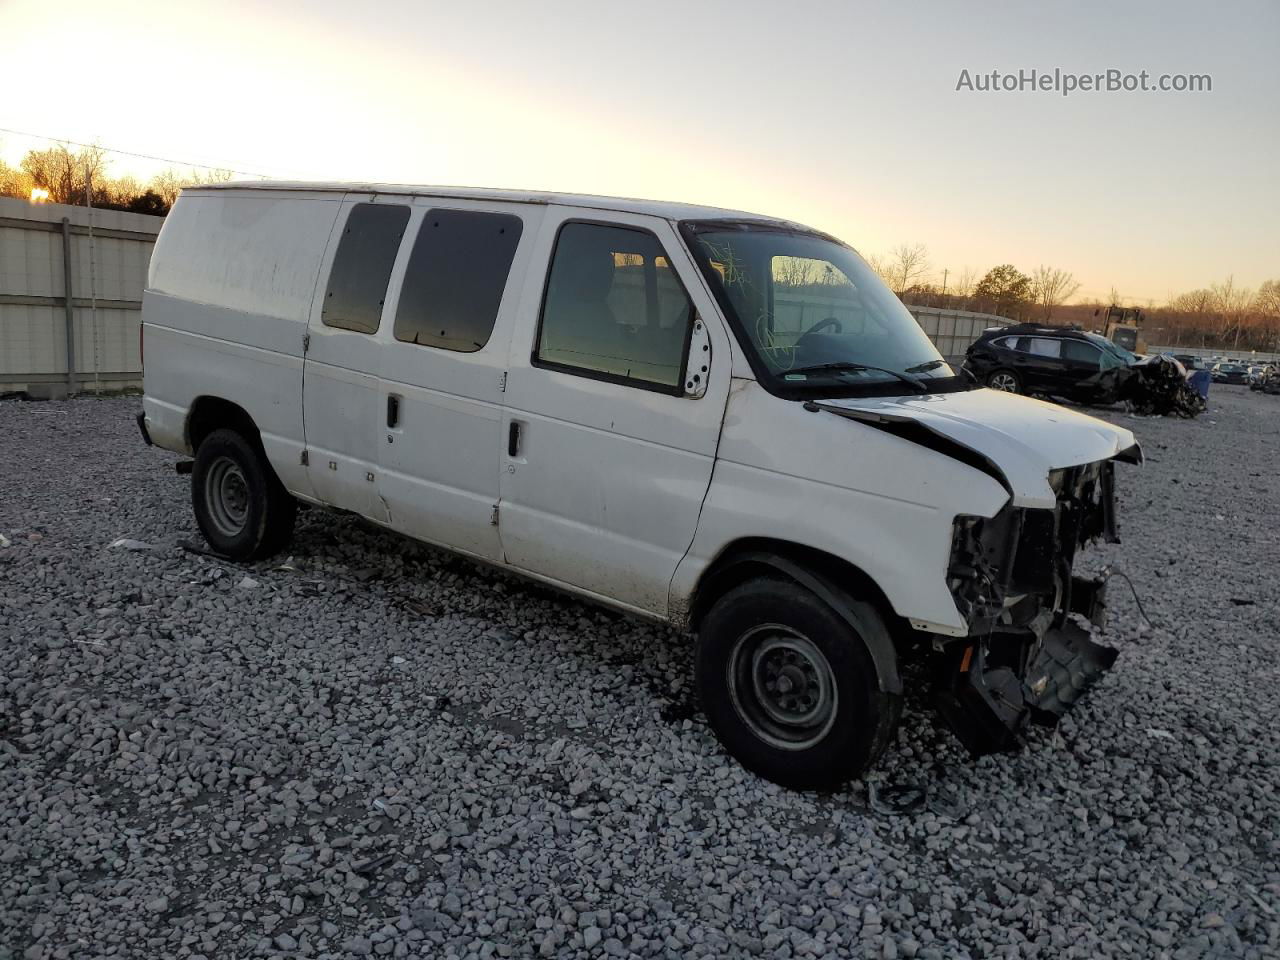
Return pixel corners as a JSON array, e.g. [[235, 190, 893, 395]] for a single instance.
[[151, 167, 235, 208], [863, 252, 894, 287], [1210, 276, 1254, 348], [20, 143, 108, 204], [950, 267, 978, 308], [883, 243, 930, 295], [1031, 265, 1082, 321], [0, 157, 34, 199], [773, 256, 817, 288], [1256, 279, 1280, 348]]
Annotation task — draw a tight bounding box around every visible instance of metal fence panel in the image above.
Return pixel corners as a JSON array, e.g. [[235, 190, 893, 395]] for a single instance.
[[0, 196, 158, 391]]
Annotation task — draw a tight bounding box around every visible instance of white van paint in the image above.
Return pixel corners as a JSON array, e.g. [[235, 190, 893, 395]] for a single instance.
[[141, 182, 1140, 786], [142, 181, 1137, 634]]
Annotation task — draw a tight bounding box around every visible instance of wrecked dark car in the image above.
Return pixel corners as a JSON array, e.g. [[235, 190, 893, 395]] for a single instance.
[[964, 324, 1205, 417], [963, 324, 1135, 403]]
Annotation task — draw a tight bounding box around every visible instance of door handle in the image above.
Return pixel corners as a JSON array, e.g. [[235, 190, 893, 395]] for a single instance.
[[508, 421, 521, 457], [387, 394, 401, 429]]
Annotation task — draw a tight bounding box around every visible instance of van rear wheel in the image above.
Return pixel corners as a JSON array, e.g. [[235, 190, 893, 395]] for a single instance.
[[695, 578, 901, 790], [191, 428, 295, 560]]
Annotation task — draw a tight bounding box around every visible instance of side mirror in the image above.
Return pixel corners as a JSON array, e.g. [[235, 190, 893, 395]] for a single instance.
[[684, 314, 711, 398]]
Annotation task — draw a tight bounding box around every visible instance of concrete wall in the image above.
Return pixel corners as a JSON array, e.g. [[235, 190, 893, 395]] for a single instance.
[[0, 196, 160, 394]]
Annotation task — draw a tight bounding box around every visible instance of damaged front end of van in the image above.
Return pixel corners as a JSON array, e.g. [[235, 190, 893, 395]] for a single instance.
[[939, 455, 1137, 755], [813, 391, 1143, 757]]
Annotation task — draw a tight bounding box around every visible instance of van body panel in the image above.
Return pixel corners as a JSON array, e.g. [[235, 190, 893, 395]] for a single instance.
[[141, 293, 311, 496], [496, 208, 733, 615], [300, 194, 399, 520], [817, 389, 1138, 509], [149, 191, 342, 323], [669, 378, 1011, 635], [373, 199, 545, 559]]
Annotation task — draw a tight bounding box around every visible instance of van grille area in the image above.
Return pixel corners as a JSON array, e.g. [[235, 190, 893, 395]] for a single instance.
[[936, 459, 1121, 756], [947, 459, 1117, 636]]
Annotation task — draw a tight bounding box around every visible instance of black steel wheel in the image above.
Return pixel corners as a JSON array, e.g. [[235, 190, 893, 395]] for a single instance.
[[696, 577, 901, 790], [191, 428, 295, 560]]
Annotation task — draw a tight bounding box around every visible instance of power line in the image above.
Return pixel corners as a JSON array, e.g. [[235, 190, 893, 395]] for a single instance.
[[0, 125, 274, 178]]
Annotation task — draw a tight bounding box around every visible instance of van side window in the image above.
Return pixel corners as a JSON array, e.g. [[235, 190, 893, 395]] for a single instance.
[[322, 203, 410, 334], [535, 222, 693, 390], [394, 209, 524, 352]]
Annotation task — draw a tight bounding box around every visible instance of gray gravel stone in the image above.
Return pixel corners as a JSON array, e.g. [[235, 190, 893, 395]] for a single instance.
[[2, 392, 1279, 960]]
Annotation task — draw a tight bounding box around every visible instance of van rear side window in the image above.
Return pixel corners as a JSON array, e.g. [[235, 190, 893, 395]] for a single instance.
[[322, 203, 410, 334], [394, 209, 523, 352]]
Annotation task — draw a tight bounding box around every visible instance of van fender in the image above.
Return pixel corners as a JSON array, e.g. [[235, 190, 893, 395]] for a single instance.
[[709, 551, 902, 695]]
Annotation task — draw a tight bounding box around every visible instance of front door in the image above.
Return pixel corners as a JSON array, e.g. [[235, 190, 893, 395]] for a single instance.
[[302, 195, 410, 519], [497, 211, 729, 616]]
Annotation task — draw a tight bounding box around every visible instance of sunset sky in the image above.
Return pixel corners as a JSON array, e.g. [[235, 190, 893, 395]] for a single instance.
[[2, 0, 1276, 304]]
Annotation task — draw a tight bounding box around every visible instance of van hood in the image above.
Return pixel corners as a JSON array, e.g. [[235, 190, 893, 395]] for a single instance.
[[815, 388, 1141, 509]]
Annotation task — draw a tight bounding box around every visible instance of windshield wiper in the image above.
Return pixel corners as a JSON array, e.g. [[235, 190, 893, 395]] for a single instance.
[[787, 361, 928, 393], [904, 359, 946, 373]]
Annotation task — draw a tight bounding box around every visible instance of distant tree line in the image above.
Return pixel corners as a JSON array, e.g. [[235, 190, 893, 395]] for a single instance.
[[0, 143, 231, 216], [865, 242, 1279, 351]]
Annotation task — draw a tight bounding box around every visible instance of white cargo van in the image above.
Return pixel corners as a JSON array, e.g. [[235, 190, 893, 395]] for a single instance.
[[140, 183, 1141, 789]]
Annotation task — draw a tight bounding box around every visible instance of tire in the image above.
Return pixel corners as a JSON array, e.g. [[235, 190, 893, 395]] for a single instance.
[[986, 369, 1021, 393], [191, 428, 296, 560], [695, 577, 902, 790]]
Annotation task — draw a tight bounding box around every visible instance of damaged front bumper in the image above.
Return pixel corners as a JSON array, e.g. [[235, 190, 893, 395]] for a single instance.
[[933, 600, 1119, 755], [936, 459, 1124, 755]]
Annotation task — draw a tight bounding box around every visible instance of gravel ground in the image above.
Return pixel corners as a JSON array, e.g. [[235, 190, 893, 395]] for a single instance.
[[2, 389, 1278, 960]]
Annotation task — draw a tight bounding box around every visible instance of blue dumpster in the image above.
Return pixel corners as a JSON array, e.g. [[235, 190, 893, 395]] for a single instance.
[[1188, 369, 1211, 399]]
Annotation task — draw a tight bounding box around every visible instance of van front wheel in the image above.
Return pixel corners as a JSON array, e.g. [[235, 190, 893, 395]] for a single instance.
[[191, 428, 295, 560], [695, 578, 900, 790]]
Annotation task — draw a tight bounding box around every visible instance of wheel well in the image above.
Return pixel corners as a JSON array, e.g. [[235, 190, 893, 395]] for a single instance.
[[688, 538, 900, 633], [687, 538, 907, 695], [187, 396, 261, 453]]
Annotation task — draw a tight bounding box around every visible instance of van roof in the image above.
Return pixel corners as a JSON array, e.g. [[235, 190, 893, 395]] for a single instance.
[[189, 181, 796, 226]]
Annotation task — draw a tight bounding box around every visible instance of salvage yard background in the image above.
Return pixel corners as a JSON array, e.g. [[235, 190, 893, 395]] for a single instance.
[[1, 387, 1278, 959]]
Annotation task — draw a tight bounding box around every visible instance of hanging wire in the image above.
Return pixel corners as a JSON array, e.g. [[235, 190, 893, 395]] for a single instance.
[[0, 126, 274, 179], [1101, 565, 1155, 628]]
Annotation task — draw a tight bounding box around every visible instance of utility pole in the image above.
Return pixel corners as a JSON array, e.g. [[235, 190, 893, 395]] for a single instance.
[[941, 268, 949, 299], [85, 160, 100, 395]]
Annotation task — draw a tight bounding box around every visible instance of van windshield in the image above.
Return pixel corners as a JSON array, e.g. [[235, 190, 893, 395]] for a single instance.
[[680, 220, 963, 397]]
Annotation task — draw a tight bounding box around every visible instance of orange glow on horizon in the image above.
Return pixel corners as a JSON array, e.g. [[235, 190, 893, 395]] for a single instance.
[[30, 187, 50, 203]]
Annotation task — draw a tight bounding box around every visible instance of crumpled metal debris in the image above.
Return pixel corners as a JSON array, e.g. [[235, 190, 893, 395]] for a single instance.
[[867, 777, 969, 819], [108, 538, 154, 551], [869, 782, 927, 816], [1121, 356, 1207, 418]]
